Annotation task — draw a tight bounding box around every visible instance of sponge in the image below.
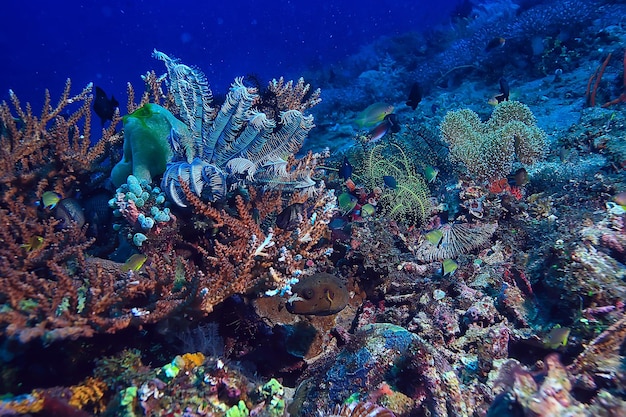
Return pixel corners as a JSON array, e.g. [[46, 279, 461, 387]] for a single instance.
[[111, 103, 188, 187]]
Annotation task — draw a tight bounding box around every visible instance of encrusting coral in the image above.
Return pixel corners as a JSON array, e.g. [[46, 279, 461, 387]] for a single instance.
[[440, 100, 548, 182]]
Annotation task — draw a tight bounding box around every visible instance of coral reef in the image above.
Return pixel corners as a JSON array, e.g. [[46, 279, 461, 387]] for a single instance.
[[0, 52, 330, 343], [440, 101, 548, 182], [3, 2, 626, 415]]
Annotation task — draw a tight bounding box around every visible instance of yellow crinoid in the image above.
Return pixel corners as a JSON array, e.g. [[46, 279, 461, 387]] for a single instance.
[[363, 142, 431, 226]]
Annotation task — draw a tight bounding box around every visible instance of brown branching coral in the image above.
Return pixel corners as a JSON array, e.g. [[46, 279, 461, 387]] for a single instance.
[[262, 76, 321, 119], [0, 83, 196, 342], [181, 179, 337, 313], [0, 80, 121, 194]]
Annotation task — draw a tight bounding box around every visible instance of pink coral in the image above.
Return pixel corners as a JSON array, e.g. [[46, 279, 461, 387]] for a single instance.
[[601, 233, 625, 253]]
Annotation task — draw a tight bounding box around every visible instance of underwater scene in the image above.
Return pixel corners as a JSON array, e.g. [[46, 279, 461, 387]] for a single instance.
[[1, 0, 626, 416]]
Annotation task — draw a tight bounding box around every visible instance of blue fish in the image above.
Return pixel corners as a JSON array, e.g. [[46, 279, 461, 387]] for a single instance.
[[339, 156, 353, 180], [383, 175, 397, 190]]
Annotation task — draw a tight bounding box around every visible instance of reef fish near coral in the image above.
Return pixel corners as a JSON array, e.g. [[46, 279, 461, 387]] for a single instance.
[[38, 191, 62, 209], [406, 82, 422, 110], [339, 156, 353, 180], [355, 102, 394, 128], [93, 86, 119, 126]]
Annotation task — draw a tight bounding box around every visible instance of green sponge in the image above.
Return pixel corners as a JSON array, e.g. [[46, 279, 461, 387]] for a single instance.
[[111, 103, 188, 187]]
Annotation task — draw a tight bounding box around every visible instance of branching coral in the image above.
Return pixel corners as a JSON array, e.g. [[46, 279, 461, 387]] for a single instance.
[[0, 83, 196, 342], [440, 101, 547, 182], [0, 80, 121, 194], [180, 175, 337, 313]]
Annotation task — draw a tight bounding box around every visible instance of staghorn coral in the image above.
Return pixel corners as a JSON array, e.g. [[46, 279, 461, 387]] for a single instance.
[[0, 83, 196, 342], [180, 176, 337, 313], [440, 101, 547, 182], [263, 76, 322, 119], [0, 80, 121, 194]]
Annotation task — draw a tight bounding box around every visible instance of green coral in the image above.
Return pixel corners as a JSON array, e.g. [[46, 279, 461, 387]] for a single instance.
[[440, 101, 547, 182], [363, 143, 430, 226], [226, 400, 249, 417], [259, 378, 286, 417]]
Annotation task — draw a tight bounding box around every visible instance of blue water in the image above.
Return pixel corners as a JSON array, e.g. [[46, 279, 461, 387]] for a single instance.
[[2, 1, 458, 108]]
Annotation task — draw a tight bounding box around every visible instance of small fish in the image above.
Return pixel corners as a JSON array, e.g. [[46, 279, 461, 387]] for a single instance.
[[542, 326, 570, 349], [559, 147, 572, 163], [360, 203, 376, 217], [431, 103, 439, 115], [495, 77, 510, 103], [21, 236, 44, 252], [344, 178, 357, 192], [39, 191, 62, 209], [93, 86, 119, 126], [425, 229, 443, 246], [367, 120, 391, 143], [424, 166, 439, 183], [488, 78, 510, 105], [383, 113, 401, 133], [442, 258, 458, 276], [328, 216, 348, 230], [121, 253, 148, 272], [276, 203, 304, 230], [354, 102, 394, 128], [337, 192, 358, 214], [507, 167, 528, 187], [612, 191, 626, 206], [406, 82, 422, 110], [339, 156, 353, 180], [485, 37, 506, 52], [382, 175, 397, 190]]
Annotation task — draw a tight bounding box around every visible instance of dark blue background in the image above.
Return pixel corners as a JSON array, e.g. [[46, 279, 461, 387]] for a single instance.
[[1, 1, 458, 110]]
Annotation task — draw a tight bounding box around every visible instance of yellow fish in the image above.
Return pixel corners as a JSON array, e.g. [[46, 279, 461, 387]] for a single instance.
[[354, 103, 394, 128], [21, 236, 44, 252], [424, 166, 439, 183], [425, 229, 443, 246], [121, 254, 148, 272], [40, 191, 62, 209], [442, 259, 458, 276], [542, 326, 570, 349]]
